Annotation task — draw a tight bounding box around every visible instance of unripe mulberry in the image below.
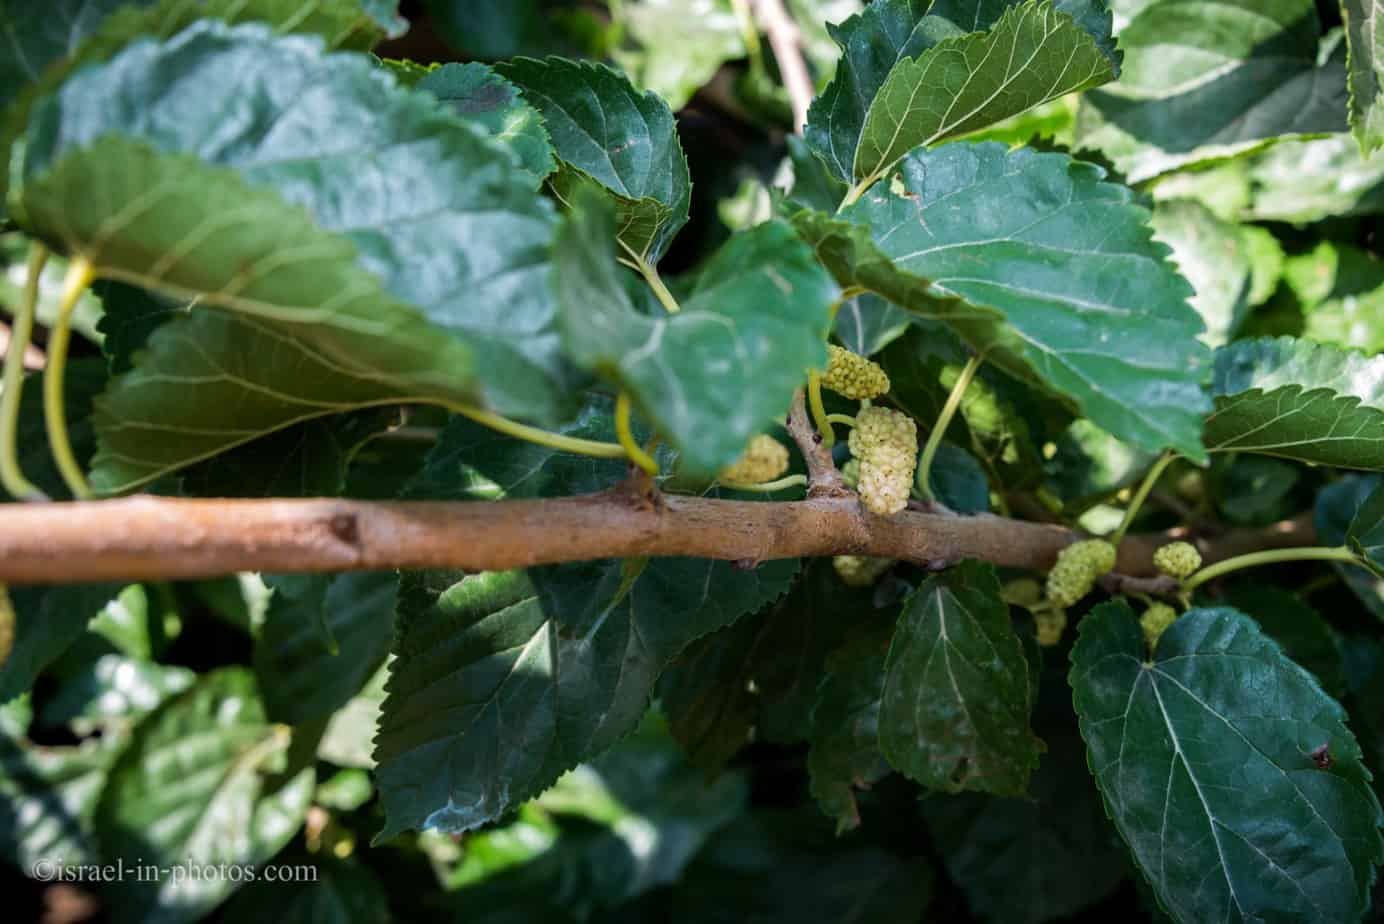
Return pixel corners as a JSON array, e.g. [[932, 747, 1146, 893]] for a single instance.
[[833, 555, 893, 587], [821, 345, 890, 399], [848, 407, 917, 516], [1035, 608, 1067, 647], [719, 434, 789, 484], [1153, 541, 1201, 580], [1069, 539, 1117, 576], [1140, 603, 1178, 649], [1043, 539, 1116, 608]]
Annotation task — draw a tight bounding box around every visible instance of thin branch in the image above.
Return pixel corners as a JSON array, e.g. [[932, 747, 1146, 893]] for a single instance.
[[0, 494, 1317, 587], [1099, 572, 1180, 599], [751, 0, 814, 133], [786, 388, 849, 498]]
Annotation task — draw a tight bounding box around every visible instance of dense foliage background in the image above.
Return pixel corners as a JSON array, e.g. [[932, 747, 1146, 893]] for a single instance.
[[3, 0, 1384, 922]]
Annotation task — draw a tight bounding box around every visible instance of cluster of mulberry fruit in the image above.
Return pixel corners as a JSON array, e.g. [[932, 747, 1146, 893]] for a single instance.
[[1044, 539, 1117, 608], [719, 434, 789, 485], [820, 345, 890, 399], [833, 555, 894, 587], [1152, 541, 1201, 580], [848, 407, 917, 516]]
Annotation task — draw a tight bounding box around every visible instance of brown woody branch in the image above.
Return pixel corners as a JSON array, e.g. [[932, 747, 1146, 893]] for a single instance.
[[0, 491, 1316, 587]]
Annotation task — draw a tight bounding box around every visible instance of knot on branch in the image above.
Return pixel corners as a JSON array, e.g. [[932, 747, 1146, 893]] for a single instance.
[[609, 466, 664, 512]]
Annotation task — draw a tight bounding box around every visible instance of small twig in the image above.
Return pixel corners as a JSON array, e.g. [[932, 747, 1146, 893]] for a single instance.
[[786, 389, 849, 498], [751, 0, 814, 133], [1100, 572, 1180, 599]]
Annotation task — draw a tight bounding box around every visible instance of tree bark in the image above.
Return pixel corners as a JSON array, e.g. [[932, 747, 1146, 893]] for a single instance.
[[0, 493, 1315, 586]]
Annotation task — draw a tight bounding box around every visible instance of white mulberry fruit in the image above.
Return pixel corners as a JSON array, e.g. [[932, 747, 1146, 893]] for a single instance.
[[848, 406, 917, 516], [833, 555, 893, 587], [1140, 603, 1178, 650], [1044, 539, 1116, 608], [821, 345, 890, 399], [719, 434, 789, 484], [1153, 541, 1201, 580]]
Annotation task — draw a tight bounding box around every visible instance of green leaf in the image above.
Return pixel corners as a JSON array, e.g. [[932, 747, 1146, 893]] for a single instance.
[[1316, 475, 1384, 620], [672, 809, 935, 922], [926, 442, 991, 514], [1205, 336, 1384, 468], [1344, 0, 1384, 153], [254, 572, 397, 725], [318, 663, 387, 769], [0, 0, 151, 117], [656, 616, 762, 771], [1283, 242, 1384, 355], [610, 0, 746, 110], [786, 134, 849, 213], [1150, 200, 1255, 347], [497, 56, 692, 264], [93, 280, 184, 374], [516, 713, 748, 906], [374, 555, 798, 840], [0, 0, 404, 209], [222, 855, 391, 924], [659, 561, 884, 768], [1244, 135, 1384, 222], [1070, 602, 1384, 924], [853, 1, 1118, 184], [806, 619, 893, 833], [1211, 455, 1299, 525], [805, 0, 1117, 182], [803, 0, 957, 182], [1, 583, 124, 703], [1075, 0, 1348, 182], [837, 142, 1211, 461], [554, 195, 836, 476], [95, 668, 316, 923], [87, 584, 169, 660], [880, 560, 1042, 795], [0, 732, 121, 871], [179, 409, 401, 498], [922, 729, 1126, 924], [1347, 480, 1384, 574], [1220, 586, 1348, 699], [424, 0, 564, 58], [833, 293, 910, 357], [383, 418, 794, 838], [38, 654, 195, 732], [12, 23, 575, 489], [416, 62, 555, 186]]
